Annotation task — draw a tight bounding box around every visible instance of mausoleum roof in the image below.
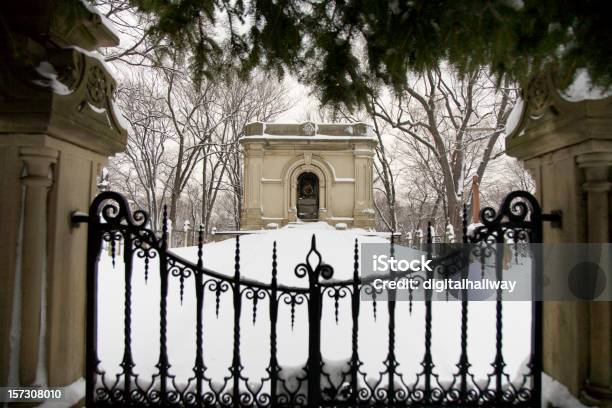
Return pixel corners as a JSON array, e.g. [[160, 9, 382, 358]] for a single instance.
[[242, 121, 377, 141]]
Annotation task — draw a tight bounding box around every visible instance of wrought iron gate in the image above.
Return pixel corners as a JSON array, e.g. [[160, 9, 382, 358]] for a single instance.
[[74, 190, 548, 407]]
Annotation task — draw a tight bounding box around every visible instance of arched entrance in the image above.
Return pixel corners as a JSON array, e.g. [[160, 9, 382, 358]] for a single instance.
[[297, 172, 319, 220]]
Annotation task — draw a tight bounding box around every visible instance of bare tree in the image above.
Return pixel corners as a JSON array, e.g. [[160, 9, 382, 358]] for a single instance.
[[221, 73, 292, 229], [110, 72, 173, 230], [93, 0, 292, 236], [369, 67, 517, 232], [90, 0, 163, 69], [333, 106, 402, 232], [160, 55, 227, 226]]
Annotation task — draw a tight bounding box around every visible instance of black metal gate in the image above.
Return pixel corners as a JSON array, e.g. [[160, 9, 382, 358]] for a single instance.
[[74, 190, 549, 407]]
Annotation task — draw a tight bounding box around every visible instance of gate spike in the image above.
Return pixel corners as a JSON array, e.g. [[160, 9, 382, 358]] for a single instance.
[[252, 294, 258, 325], [372, 293, 377, 322], [481, 255, 485, 279], [290, 299, 296, 331], [110, 235, 116, 268], [272, 241, 277, 283], [215, 285, 221, 318], [144, 256, 149, 284], [162, 204, 168, 250], [179, 274, 185, 305], [334, 292, 340, 325], [197, 224, 204, 270], [409, 286, 413, 315]]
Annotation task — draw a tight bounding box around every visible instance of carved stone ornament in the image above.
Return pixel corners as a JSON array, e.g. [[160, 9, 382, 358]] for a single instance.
[[353, 123, 369, 136], [304, 152, 312, 165], [86, 64, 115, 108], [505, 68, 612, 162], [302, 122, 316, 136], [526, 74, 550, 119], [0, 46, 127, 155]]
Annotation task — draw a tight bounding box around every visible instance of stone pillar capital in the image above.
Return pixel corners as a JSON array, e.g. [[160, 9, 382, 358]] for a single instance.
[[577, 152, 612, 191], [19, 146, 58, 187], [577, 152, 612, 169]]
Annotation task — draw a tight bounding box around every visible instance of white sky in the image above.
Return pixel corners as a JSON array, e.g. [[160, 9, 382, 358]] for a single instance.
[[275, 76, 319, 122]]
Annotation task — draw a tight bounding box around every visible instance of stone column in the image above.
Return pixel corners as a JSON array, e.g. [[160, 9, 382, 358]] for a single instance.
[[506, 71, 612, 406], [352, 143, 376, 229], [18, 147, 58, 385], [240, 144, 264, 229], [289, 178, 298, 222], [577, 153, 612, 406], [318, 180, 328, 221]]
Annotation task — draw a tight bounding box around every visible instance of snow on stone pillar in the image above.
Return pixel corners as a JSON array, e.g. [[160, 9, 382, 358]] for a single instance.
[[183, 220, 192, 247], [167, 219, 173, 248], [18, 147, 58, 385], [414, 229, 423, 248], [445, 224, 455, 243]]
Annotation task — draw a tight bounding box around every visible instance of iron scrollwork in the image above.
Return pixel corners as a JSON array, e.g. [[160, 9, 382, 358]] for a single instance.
[[78, 190, 543, 408]]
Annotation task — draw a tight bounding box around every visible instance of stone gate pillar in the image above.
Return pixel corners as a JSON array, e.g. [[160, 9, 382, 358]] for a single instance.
[[0, 0, 127, 402], [506, 71, 612, 407]]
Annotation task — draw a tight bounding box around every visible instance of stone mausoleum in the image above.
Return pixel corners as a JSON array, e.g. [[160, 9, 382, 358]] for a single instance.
[[240, 122, 377, 230]]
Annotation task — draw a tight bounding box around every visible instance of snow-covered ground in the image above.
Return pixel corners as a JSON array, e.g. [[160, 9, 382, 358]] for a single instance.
[[94, 222, 582, 406]]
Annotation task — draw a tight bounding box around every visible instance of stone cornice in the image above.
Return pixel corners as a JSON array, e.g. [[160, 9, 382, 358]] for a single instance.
[[0, 1, 119, 51], [244, 121, 374, 137], [50, 2, 120, 50], [506, 71, 612, 161], [0, 48, 127, 156]]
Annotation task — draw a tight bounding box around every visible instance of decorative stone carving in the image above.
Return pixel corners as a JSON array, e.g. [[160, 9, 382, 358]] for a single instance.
[[86, 65, 114, 108], [0, 47, 127, 155], [304, 152, 312, 165], [302, 122, 316, 136], [353, 122, 370, 136], [525, 74, 550, 119], [506, 69, 612, 161]]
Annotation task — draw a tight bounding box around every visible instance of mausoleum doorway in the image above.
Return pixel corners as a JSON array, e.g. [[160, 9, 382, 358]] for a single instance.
[[297, 172, 319, 220]]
